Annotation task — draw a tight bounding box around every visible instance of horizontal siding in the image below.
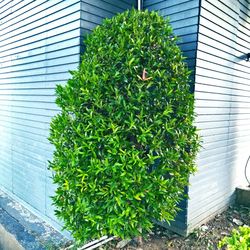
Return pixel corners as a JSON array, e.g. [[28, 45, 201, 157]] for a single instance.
[[144, 0, 199, 71], [188, 0, 250, 232], [80, 0, 136, 37], [0, 0, 82, 225], [79, 0, 136, 56], [0, 0, 136, 233], [143, 0, 200, 235]]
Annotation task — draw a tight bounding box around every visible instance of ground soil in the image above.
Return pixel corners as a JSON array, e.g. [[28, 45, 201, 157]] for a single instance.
[[102, 205, 250, 250]]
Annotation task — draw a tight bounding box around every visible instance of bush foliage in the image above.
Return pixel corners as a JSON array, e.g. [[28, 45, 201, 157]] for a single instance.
[[49, 9, 200, 242], [218, 226, 250, 250]]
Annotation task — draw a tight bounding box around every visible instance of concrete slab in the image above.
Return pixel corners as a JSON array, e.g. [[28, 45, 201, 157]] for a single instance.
[[0, 191, 70, 250], [0, 224, 24, 250], [236, 186, 250, 207], [0, 207, 45, 250]]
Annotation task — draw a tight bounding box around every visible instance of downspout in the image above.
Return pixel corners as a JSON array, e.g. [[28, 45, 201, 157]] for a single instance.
[[137, 0, 142, 10]]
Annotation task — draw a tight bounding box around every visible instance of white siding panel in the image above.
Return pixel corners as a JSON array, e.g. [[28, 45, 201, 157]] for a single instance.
[[188, 0, 250, 233]]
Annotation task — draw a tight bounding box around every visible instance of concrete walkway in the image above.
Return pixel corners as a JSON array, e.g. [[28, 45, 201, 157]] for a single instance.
[[0, 191, 70, 250], [0, 224, 24, 250], [0, 207, 45, 250]]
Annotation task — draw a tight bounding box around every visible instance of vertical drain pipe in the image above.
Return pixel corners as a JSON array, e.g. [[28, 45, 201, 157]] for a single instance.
[[138, 0, 142, 10]]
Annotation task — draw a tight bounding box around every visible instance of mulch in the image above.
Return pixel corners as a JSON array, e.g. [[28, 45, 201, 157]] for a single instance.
[[104, 205, 250, 250]]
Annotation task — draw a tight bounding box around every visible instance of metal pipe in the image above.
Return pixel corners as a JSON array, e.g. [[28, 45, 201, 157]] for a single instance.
[[138, 0, 142, 10]]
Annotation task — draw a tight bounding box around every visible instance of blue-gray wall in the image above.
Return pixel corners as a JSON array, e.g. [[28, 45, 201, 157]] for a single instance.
[[0, 0, 135, 231], [0, 0, 82, 228], [1, 0, 249, 237], [144, 0, 200, 81], [80, 0, 136, 52], [188, 0, 250, 232], [143, 0, 200, 235], [144, 0, 250, 235]]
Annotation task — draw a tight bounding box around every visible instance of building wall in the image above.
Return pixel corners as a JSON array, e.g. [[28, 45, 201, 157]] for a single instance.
[[188, 0, 250, 232], [0, 0, 135, 231], [144, 0, 200, 81], [80, 0, 136, 34], [1, 0, 248, 237], [143, 0, 200, 235], [144, 0, 250, 235], [0, 0, 82, 227]]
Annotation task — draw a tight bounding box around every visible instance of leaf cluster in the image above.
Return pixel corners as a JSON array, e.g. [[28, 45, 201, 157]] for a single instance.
[[49, 9, 200, 243], [218, 226, 250, 250]]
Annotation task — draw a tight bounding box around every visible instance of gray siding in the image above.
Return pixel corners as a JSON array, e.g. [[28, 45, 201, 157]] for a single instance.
[[1, 0, 248, 238], [0, 0, 135, 231], [143, 0, 200, 235], [0, 0, 82, 228], [144, 0, 200, 74], [80, 0, 136, 51], [80, 0, 136, 31], [188, 0, 250, 232]]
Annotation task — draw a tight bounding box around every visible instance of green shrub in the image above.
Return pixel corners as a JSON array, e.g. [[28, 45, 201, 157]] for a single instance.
[[49, 9, 200, 243], [218, 226, 250, 250]]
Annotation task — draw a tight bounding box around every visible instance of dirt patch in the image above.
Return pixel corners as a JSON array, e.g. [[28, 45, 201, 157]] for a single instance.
[[102, 205, 250, 250]]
